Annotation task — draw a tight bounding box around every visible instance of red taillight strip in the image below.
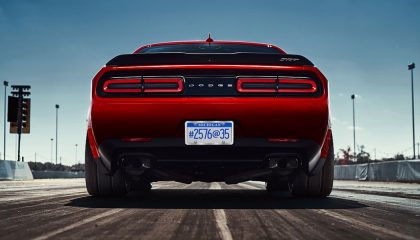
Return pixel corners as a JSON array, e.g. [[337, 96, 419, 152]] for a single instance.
[[143, 78, 184, 93], [103, 79, 141, 93], [237, 78, 276, 93], [103, 77, 183, 93], [278, 79, 317, 93], [237, 77, 317, 94]]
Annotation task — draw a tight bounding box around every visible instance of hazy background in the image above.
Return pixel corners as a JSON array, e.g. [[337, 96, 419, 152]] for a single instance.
[[0, 0, 419, 165]]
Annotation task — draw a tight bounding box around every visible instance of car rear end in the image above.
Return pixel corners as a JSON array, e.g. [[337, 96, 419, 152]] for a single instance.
[[85, 41, 333, 197]]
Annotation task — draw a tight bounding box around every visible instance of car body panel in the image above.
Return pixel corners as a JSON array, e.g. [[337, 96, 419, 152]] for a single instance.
[[87, 41, 332, 181]]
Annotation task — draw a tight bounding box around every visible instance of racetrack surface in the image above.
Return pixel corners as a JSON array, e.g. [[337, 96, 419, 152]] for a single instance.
[[0, 179, 419, 240]]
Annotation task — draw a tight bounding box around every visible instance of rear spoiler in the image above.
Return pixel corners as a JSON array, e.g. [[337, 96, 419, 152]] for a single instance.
[[106, 53, 314, 67]]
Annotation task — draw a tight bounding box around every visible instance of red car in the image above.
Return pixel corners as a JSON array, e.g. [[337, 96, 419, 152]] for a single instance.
[[85, 38, 334, 197]]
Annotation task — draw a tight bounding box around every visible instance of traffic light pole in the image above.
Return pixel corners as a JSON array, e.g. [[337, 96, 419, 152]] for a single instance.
[[17, 93, 22, 161], [3, 81, 8, 161], [13, 88, 26, 161], [10, 85, 30, 162]]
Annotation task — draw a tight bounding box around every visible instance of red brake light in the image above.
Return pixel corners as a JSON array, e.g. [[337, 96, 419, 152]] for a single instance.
[[237, 78, 276, 93], [102, 77, 184, 94], [103, 78, 142, 93], [237, 77, 317, 94], [278, 79, 317, 93], [143, 78, 184, 93]]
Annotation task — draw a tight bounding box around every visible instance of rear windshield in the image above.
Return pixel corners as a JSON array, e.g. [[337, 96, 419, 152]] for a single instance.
[[137, 44, 282, 54]]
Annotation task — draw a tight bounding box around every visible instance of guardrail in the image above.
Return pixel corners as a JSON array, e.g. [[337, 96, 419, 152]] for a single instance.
[[31, 171, 85, 179], [334, 159, 420, 181]]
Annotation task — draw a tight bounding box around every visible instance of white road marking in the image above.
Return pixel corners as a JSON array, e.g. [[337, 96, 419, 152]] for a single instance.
[[210, 182, 233, 240], [248, 181, 265, 186], [317, 209, 418, 240], [32, 208, 123, 240], [210, 182, 222, 190], [332, 190, 420, 212], [237, 182, 263, 189]]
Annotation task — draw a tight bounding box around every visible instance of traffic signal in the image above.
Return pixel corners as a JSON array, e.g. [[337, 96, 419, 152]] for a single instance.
[[9, 85, 31, 134], [8, 85, 31, 161], [9, 98, 30, 134], [7, 96, 18, 122], [11, 85, 31, 96], [21, 98, 30, 133]]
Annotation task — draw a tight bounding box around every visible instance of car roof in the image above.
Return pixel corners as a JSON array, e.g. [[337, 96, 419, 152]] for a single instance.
[[133, 40, 286, 54]]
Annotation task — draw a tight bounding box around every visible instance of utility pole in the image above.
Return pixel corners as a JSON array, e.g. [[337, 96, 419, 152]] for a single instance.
[[55, 104, 59, 165], [417, 142, 419, 159], [351, 94, 356, 162], [50, 138, 54, 163], [3, 81, 8, 161], [75, 144, 78, 165], [408, 63, 416, 159]]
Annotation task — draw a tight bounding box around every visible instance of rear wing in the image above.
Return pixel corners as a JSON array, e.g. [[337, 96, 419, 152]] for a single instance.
[[106, 53, 314, 67]]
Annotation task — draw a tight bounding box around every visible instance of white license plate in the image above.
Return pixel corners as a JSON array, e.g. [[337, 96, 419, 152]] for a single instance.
[[185, 121, 234, 145]]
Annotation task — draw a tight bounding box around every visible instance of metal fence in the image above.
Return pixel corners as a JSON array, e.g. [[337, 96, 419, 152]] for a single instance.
[[334, 159, 420, 181], [31, 171, 85, 179]]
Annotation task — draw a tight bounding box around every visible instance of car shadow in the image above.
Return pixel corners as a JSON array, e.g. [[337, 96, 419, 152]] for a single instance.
[[66, 189, 367, 210]]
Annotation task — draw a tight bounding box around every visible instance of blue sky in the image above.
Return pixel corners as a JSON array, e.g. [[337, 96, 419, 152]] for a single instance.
[[0, 0, 419, 164]]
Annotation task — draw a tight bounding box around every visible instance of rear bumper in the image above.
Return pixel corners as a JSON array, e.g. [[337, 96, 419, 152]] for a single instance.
[[97, 137, 322, 180]]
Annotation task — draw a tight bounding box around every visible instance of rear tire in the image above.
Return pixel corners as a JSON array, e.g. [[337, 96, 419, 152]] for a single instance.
[[290, 140, 334, 197], [85, 138, 127, 197]]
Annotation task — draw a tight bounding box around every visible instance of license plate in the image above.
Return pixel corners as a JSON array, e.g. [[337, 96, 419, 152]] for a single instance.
[[185, 121, 234, 145]]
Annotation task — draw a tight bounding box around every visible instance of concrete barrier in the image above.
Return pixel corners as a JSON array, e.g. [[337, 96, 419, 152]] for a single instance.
[[0, 160, 34, 180], [335, 159, 420, 182], [31, 171, 85, 179]]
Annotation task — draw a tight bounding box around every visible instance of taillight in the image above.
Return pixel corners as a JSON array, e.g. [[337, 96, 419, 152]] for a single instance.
[[278, 79, 317, 93], [236, 78, 276, 93], [143, 78, 183, 93], [237, 77, 317, 94], [103, 78, 142, 93], [103, 77, 183, 94]]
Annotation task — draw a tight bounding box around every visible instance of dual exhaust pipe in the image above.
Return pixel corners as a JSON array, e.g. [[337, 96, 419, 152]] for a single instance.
[[122, 156, 299, 184]]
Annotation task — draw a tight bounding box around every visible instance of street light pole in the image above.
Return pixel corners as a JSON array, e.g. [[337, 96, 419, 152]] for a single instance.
[[55, 104, 59, 165], [417, 142, 419, 159], [351, 94, 356, 162], [50, 138, 53, 163], [408, 63, 416, 159], [75, 144, 78, 165], [3, 81, 8, 161]]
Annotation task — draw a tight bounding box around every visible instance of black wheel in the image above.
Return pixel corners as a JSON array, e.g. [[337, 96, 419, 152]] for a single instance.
[[85, 138, 127, 197], [290, 140, 334, 197]]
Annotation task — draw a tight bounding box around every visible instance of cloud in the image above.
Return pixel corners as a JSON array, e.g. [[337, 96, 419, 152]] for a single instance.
[[347, 125, 363, 131], [330, 116, 348, 126]]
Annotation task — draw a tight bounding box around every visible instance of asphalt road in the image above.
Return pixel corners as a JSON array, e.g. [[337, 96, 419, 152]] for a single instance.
[[1, 179, 420, 240]]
